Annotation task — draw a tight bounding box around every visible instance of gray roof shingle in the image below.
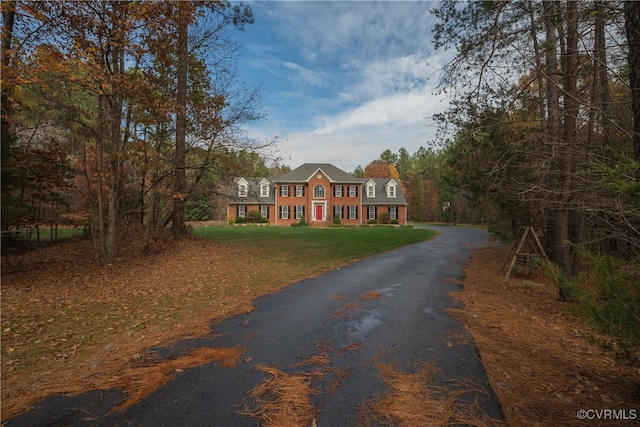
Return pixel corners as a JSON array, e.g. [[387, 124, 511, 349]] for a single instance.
[[228, 177, 275, 204], [276, 163, 365, 183], [228, 165, 406, 206], [362, 178, 407, 205]]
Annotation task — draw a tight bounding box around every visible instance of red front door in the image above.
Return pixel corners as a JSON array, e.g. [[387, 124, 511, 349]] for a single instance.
[[315, 204, 323, 221]]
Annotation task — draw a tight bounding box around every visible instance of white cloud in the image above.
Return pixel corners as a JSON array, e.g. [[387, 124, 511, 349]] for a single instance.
[[250, 84, 447, 172], [282, 61, 328, 87], [237, 1, 451, 172]]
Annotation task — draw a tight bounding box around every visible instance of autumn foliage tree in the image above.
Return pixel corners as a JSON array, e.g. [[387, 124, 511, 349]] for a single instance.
[[1, 1, 258, 262], [363, 159, 400, 180]]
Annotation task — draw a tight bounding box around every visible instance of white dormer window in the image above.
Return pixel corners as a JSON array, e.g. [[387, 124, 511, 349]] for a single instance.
[[238, 178, 248, 197], [260, 178, 270, 197], [386, 180, 397, 198], [365, 179, 376, 198]]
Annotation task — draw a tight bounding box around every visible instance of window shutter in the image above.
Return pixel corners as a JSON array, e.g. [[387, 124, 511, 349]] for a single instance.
[[355, 206, 358, 219], [279, 206, 282, 219], [375, 207, 377, 219]]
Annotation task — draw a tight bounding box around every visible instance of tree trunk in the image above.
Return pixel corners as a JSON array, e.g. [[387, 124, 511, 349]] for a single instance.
[[626, 1, 640, 174], [1, 1, 16, 231], [556, 0, 579, 302], [104, 1, 127, 263], [94, 4, 107, 263], [1, 0, 15, 134], [172, 3, 188, 235], [594, 0, 612, 149], [542, 0, 560, 257], [528, 0, 545, 125]]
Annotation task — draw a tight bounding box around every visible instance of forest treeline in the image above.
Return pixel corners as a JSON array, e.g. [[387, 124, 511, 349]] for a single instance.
[[1, 1, 268, 263], [427, 0, 639, 292], [2, 1, 638, 270], [351, 1, 639, 362], [1, 0, 638, 362]]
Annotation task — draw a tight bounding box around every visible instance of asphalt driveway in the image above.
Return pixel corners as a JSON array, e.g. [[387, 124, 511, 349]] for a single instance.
[[8, 225, 503, 426]]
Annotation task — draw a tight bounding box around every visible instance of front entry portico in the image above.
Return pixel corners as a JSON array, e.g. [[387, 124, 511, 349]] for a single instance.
[[313, 202, 325, 222]]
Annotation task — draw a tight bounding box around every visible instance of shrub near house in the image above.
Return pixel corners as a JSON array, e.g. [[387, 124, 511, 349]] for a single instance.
[[227, 163, 407, 226]]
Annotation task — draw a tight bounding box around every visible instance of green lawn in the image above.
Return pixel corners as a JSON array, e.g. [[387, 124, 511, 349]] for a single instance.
[[193, 225, 437, 269]]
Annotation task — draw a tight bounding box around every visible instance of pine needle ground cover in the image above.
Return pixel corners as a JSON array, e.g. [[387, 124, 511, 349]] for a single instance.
[[456, 247, 640, 427], [0, 224, 435, 420]]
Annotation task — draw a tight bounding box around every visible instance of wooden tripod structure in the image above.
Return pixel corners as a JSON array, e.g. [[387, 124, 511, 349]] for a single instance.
[[502, 226, 548, 280]]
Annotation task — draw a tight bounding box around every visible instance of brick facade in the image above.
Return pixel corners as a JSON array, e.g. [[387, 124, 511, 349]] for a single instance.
[[227, 163, 407, 226]]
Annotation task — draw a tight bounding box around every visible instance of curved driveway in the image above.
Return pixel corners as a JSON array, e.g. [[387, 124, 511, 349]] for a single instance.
[[9, 226, 503, 426]]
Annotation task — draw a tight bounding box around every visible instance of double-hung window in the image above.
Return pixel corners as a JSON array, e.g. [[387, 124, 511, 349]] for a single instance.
[[295, 185, 304, 197], [261, 205, 269, 218], [388, 185, 396, 198], [389, 206, 397, 220], [348, 185, 357, 197], [334, 185, 343, 197], [348, 205, 358, 219], [281, 185, 289, 197], [295, 205, 304, 219], [367, 186, 375, 198], [280, 205, 289, 219], [368, 206, 376, 220], [334, 205, 343, 219], [238, 205, 246, 218]]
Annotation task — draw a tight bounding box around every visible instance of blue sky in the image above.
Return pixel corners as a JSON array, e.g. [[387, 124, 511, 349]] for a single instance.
[[233, 1, 450, 173]]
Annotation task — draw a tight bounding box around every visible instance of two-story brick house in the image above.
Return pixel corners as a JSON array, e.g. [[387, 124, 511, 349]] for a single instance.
[[227, 163, 407, 226]]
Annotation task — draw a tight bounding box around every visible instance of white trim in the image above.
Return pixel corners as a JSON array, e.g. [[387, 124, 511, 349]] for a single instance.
[[385, 179, 397, 198], [368, 205, 376, 220], [365, 179, 376, 198], [313, 185, 325, 199], [312, 201, 327, 221], [259, 178, 270, 198], [348, 205, 358, 220], [306, 168, 333, 183], [333, 204, 343, 219], [280, 205, 289, 220], [237, 178, 248, 197]]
